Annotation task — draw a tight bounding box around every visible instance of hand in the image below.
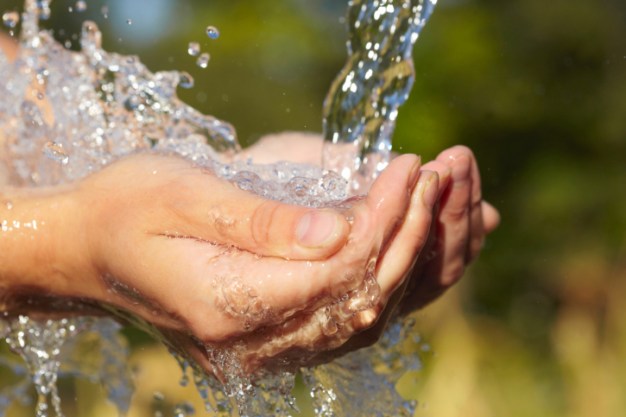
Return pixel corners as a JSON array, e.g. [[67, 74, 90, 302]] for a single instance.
[[0, 150, 435, 376], [0, 137, 496, 376], [245, 133, 500, 311], [80, 152, 440, 375], [153, 152, 438, 374], [335, 146, 500, 353], [398, 145, 500, 313], [238, 134, 500, 357]]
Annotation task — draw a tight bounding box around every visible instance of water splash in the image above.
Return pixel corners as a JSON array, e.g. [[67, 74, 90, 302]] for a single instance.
[[0, 316, 132, 417], [0, 0, 433, 415], [2, 11, 20, 29], [303, 319, 424, 417], [323, 0, 437, 193]]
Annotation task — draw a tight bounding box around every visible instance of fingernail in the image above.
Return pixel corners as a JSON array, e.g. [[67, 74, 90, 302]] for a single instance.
[[296, 210, 342, 248], [450, 154, 471, 182], [420, 172, 439, 209], [439, 166, 452, 184], [408, 157, 422, 189]]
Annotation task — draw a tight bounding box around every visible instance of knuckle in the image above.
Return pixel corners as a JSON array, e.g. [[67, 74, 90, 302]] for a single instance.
[[443, 205, 469, 223], [410, 227, 430, 253], [250, 200, 281, 247], [442, 259, 466, 287], [471, 195, 483, 211]]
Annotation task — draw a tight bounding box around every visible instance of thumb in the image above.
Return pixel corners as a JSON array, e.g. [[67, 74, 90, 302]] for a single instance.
[[173, 171, 350, 260]]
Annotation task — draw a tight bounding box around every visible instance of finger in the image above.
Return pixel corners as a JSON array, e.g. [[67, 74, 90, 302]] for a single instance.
[[432, 145, 473, 286], [467, 150, 486, 262], [171, 164, 350, 261], [138, 236, 351, 343], [482, 201, 500, 233], [362, 154, 421, 249], [375, 170, 439, 298]]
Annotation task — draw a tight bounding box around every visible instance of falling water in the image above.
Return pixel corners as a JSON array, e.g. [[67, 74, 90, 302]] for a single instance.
[[323, 0, 437, 193], [0, 0, 437, 416]]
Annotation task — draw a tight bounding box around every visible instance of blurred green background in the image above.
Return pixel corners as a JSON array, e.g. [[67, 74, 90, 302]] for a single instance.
[[2, 0, 626, 416]]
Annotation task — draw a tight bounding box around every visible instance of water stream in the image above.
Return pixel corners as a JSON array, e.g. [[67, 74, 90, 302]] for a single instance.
[[0, 1, 437, 416], [323, 0, 437, 194]]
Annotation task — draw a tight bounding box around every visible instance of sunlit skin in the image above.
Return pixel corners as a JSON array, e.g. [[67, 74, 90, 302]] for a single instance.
[[0, 35, 499, 374]]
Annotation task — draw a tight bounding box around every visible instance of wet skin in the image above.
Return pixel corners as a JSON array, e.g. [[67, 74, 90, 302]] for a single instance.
[[0, 35, 499, 374], [0, 137, 498, 374]]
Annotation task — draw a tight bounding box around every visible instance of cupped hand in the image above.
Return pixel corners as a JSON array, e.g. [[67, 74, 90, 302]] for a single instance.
[[235, 134, 500, 358], [149, 152, 437, 375], [398, 145, 500, 313], [2, 133, 497, 377], [246, 133, 500, 312], [57, 151, 434, 376]]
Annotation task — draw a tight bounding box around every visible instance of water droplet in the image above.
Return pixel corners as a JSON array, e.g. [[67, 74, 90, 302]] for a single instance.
[[101, 5, 109, 19], [187, 41, 200, 56], [43, 142, 70, 165], [81, 21, 103, 50], [124, 96, 141, 111], [126, 19, 133, 25], [178, 72, 194, 89], [37, 1, 51, 20], [174, 401, 195, 416], [196, 53, 210, 69], [2, 11, 20, 28], [75, 1, 87, 12], [205, 25, 220, 39]]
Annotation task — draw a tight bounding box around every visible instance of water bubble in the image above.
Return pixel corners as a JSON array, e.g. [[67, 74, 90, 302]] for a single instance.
[[2, 11, 20, 28], [75, 1, 87, 12], [178, 71, 194, 89], [43, 142, 70, 165], [39, 11, 51, 21], [174, 401, 195, 416], [187, 41, 200, 56], [126, 19, 133, 25], [81, 20, 103, 50], [124, 96, 141, 111], [101, 5, 109, 19], [196, 52, 210, 69], [205, 25, 220, 39]]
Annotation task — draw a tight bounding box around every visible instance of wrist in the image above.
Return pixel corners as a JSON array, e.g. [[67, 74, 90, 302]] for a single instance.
[[0, 185, 96, 311]]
